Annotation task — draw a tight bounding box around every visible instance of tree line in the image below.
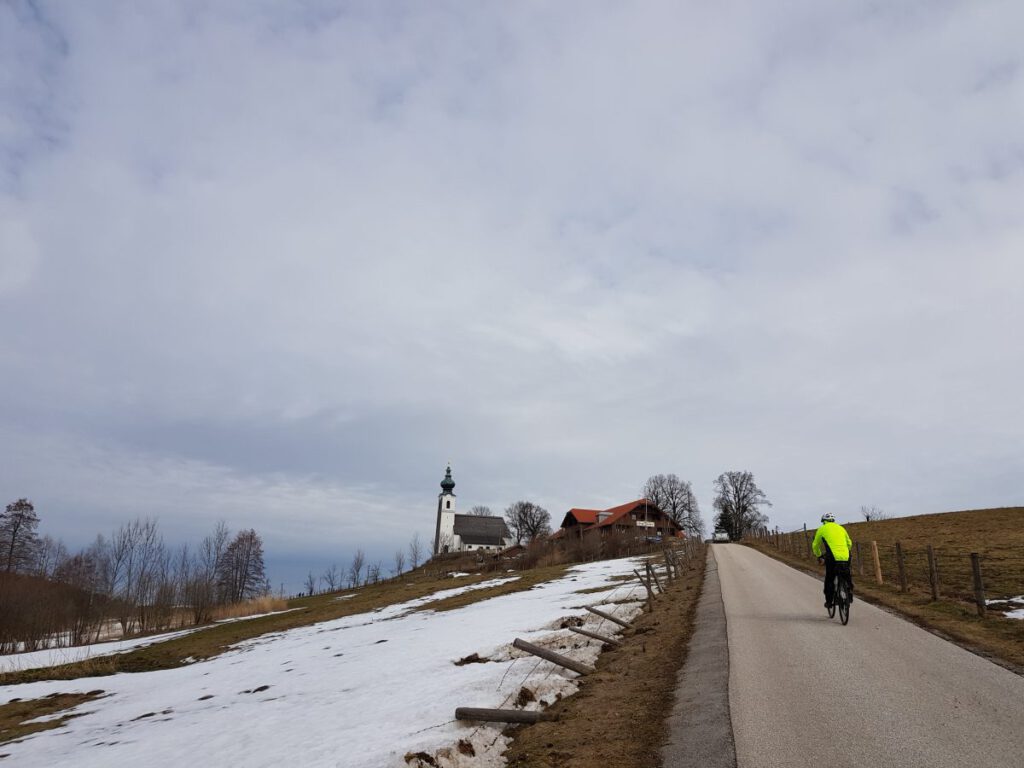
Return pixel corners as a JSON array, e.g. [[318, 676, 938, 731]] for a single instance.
[[0, 498, 268, 654]]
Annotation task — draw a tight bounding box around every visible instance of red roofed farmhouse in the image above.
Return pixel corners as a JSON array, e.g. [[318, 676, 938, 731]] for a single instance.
[[556, 499, 683, 541]]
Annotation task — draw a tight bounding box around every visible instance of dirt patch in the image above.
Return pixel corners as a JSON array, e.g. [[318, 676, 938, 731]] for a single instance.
[[454, 653, 490, 666], [503, 553, 706, 768], [0, 691, 105, 745]]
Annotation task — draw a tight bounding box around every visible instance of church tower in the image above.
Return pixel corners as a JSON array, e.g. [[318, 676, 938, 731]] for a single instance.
[[433, 464, 457, 555]]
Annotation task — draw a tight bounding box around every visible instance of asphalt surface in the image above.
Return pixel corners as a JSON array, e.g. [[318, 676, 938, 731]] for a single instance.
[[716, 543, 1024, 768], [662, 547, 736, 768]]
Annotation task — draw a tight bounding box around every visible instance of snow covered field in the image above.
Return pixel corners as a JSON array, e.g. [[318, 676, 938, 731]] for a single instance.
[[1, 556, 649, 767]]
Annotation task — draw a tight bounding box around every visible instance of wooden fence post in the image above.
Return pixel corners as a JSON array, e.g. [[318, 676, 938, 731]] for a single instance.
[[970, 553, 986, 617], [871, 540, 883, 585], [585, 605, 633, 629], [635, 569, 654, 610], [926, 544, 939, 601], [895, 541, 908, 592], [663, 550, 674, 583], [647, 562, 664, 594], [569, 626, 622, 646], [456, 708, 556, 724], [513, 638, 594, 676], [803, 524, 810, 559]]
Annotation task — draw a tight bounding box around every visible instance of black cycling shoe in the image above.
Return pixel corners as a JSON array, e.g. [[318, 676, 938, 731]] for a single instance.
[[824, 601, 833, 609]]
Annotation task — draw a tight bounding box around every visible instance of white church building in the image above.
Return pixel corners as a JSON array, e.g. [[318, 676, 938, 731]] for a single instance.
[[432, 465, 514, 555]]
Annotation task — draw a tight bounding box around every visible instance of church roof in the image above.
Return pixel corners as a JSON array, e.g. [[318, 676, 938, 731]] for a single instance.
[[453, 514, 511, 546]]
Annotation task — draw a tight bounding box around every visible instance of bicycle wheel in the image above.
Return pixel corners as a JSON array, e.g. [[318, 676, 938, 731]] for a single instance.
[[838, 581, 850, 625]]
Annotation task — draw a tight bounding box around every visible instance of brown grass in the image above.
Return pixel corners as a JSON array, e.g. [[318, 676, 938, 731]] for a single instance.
[[209, 595, 288, 622], [0, 690, 105, 746], [419, 565, 571, 613], [749, 507, 1024, 671], [504, 552, 706, 768]]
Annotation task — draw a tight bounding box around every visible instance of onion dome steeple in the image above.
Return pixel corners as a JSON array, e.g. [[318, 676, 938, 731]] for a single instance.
[[440, 464, 455, 494]]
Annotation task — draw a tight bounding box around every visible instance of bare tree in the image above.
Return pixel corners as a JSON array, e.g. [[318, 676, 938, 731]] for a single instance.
[[321, 562, 341, 592], [392, 549, 406, 577], [641, 474, 704, 537], [104, 518, 163, 634], [348, 549, 366, 588], [33, 534, 68, 579], [713, 471, 771, 540], [1, 498, 41, 573], [504, 501, 551, 544], [860, 505, 890, 522], [185, 521, 229, 623], [367, 561, 382, 584], [468, 505, 493, 517], [304, 571, 317, 596], [53, 548, 104, 645], [408, 533, 423, 570]]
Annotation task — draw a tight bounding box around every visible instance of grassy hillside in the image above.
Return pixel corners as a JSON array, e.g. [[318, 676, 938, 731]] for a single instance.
[[842, 507, 1024, 599], [747, 507, 1024, 671]]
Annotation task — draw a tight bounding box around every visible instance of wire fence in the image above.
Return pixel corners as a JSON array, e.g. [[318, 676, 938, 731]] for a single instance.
[[749, 528, 1024, 617]]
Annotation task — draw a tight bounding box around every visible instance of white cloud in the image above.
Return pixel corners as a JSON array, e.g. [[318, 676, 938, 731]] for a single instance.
[[2, 2, 1023, 586]]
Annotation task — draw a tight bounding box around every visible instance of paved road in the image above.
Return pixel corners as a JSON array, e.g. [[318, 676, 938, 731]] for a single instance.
[[715, 544, 1024, 768]]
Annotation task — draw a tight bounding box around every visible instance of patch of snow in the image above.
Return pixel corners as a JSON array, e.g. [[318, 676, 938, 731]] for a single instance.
[[0, 557, 648, 768], [449, 572, 470, 577], [986, 595, 1024, 619], [334, 594, 357, 601]]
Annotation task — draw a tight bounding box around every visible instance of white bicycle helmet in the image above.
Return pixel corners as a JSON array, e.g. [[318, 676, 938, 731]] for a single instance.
[[820, 513, 836, 523]]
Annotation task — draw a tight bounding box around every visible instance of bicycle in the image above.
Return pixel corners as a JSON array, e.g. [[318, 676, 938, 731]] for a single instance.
[[825, 562, 853, 625]]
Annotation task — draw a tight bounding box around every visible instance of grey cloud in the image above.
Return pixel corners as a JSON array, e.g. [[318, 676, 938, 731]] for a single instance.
[[2, 2, 1024, 589]]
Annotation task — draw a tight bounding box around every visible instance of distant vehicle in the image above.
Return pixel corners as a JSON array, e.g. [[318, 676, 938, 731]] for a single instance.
[[712, 530, 730, 543]]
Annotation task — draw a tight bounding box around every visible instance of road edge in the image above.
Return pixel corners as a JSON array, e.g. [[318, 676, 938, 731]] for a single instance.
[[661, 545, 737, 768]]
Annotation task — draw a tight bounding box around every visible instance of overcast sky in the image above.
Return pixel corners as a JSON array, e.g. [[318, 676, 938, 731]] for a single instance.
[[2, 1, 1022, 590]]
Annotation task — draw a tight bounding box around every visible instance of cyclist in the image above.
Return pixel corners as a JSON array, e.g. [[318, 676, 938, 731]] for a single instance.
[[811, 513, 853, 609]]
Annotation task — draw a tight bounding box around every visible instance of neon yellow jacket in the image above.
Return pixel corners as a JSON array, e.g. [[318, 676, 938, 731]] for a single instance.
[[811, 521, 852, 561]]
